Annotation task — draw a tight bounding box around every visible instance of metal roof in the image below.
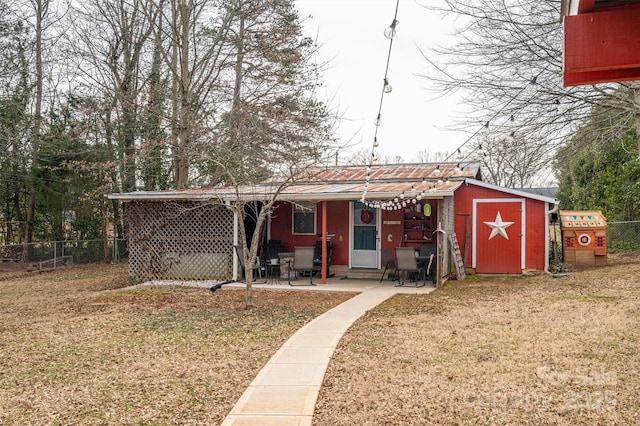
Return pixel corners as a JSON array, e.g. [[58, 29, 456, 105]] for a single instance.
[[108, 162, 478, 202]]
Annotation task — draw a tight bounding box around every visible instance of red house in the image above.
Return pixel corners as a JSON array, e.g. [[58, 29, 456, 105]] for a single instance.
[[109, 162, 558, 284]]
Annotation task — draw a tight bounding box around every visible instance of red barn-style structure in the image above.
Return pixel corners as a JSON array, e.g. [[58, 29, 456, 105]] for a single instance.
[[109, 163, 558, 284], [454, 180, 557, 274]]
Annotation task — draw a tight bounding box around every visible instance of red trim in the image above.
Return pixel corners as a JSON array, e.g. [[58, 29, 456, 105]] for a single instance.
[[578, 0, 595, 13]]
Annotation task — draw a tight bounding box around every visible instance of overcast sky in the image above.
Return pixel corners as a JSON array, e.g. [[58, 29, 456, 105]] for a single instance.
[[296, 0, 468, 163]]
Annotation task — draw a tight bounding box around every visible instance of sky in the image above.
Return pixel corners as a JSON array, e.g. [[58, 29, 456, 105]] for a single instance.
[[295, 0, 468, 163]]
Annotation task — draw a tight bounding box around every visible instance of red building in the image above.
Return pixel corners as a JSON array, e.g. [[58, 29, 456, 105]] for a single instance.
[[110, 162, 558, 284]]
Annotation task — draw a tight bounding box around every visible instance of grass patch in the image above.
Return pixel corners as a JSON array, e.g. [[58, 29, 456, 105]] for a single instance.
[[0, 263, 354, 425], [314, 254, 640, 425]]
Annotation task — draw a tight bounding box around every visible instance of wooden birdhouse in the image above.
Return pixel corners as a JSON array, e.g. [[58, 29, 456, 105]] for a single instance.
[[560, 210, 607, 267]]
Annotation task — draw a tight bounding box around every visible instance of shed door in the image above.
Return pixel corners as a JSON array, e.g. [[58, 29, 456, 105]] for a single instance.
[[473, 200, 524, 274]]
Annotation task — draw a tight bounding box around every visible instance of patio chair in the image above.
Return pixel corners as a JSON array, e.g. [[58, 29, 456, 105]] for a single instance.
[[379, 248, 397, 282], [395, 247, 425, 287], [313, 240, 333, 277], [288, 246, 316, 286], [419, 244, 437, 284], [264, 240, 284, 263], [234, 245, 266, 283]]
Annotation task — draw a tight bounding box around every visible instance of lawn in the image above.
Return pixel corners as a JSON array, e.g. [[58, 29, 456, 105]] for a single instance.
[[0, 263, 353, 425], [313, 252, 640, 425], [3, 254, 639, 425]]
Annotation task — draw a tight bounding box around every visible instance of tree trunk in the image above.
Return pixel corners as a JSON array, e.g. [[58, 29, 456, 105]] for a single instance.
[[99, 197, 111, 263], [24, 0, 48, 262]]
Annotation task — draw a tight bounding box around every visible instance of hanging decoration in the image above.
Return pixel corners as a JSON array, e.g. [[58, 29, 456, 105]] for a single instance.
[[360, 208, 374, 224]]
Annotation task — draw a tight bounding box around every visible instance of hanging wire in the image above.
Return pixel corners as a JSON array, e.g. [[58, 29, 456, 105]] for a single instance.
[[368, 66, 550, 210], [362, 0, 400, 203]]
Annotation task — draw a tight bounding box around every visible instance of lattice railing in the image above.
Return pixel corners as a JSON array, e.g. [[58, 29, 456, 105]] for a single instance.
[[128, 201, 234, 282]]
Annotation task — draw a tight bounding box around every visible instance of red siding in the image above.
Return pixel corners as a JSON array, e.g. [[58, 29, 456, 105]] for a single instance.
[[269, 201, 350, 265], [454, 184, 548, 273], [564, 6, 640, 86], [269, 201, 413, 268]]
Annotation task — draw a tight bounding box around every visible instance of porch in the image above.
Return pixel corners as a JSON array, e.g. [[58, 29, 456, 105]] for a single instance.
[[142, 274, 436, 294]]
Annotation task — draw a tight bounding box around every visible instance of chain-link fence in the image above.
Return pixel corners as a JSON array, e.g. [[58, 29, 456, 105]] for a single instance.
[[1, 239, 127, 265], [607, 221, 640, 251]]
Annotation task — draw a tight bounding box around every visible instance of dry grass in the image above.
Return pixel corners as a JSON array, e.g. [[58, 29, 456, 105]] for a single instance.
[[0, 263, 353, 425], [314, 252, 640, 425], [4, 253, 640, 425]]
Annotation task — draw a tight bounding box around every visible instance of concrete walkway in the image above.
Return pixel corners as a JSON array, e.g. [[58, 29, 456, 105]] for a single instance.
[[221, 283, 435, 425]]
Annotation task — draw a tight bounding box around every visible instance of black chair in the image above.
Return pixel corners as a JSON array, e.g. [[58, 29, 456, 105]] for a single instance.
[[288, 246, 316, 286], [313, 240, 333, 277], [234, 245, 266, 283], [264, 240, 284, 262], [380, 248, 397, 282], [264, 240, 284, 279], [395, 247, 425, 287], [419, 244, 437, 284]]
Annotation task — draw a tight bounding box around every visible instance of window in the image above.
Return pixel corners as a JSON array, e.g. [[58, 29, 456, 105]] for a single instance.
[[292, 202, 316, 235]]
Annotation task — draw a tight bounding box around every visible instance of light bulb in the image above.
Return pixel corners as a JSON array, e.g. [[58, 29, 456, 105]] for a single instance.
[[384, 78, 392, 93], [384, 19, 398, 39], [374, 114, 381, 126], [373, 137, 379, 148], [506, 131, 515, 144]]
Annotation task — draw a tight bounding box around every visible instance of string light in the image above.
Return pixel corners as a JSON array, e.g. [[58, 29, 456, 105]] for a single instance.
[[359, 26, 550, 210], [384, 18, 399, 39], [384, 78, 393, 93]]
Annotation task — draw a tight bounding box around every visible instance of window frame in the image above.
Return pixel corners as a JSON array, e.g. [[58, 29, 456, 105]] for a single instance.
[[292, 202, 317, 235]]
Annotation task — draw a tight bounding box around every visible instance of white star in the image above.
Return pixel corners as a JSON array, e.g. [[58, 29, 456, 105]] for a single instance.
[[483, 211, 515, 240]]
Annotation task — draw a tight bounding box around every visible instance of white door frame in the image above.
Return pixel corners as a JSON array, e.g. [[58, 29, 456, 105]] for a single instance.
[[472, 198, 526, 270], [349, 201, 381, 269]]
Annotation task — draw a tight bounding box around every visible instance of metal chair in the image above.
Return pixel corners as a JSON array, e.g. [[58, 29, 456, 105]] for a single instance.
[[234, 245, 266, 283], [395, 247, 425, 287], [379, 248, 397, 282], [288, 246, 316, 286]]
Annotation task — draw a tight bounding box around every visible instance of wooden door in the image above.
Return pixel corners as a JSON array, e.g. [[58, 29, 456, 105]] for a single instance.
[[474, 200, 524, 274]]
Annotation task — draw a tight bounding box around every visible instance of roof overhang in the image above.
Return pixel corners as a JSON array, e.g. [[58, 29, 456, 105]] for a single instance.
[[107, 180, 463, 203], [107, 162, 475, 204], [464, 178, 559, 205]]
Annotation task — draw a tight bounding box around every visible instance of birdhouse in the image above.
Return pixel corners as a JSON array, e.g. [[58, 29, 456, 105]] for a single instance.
[[560, 210, 607, 267]]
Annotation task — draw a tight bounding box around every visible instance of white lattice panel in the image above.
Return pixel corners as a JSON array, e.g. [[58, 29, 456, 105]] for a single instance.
[[127, 201, 233, 281]]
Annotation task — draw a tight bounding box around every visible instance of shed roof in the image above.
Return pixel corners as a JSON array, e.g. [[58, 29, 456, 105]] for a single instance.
[[108, 162, 480, 202]]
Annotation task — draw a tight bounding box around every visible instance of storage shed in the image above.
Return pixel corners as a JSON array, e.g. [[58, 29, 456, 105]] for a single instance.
[[560, 210, 607, 267]]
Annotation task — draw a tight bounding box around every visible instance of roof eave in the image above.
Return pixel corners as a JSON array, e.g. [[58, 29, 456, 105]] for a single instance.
[[464, 178, 559, 204]]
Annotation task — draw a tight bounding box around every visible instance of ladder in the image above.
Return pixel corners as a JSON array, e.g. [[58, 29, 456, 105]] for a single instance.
[[448, 233, 466, 280]]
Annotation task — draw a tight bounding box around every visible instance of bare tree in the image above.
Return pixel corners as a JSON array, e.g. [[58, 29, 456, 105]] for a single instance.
[[420, 0, 639, 186], [206, 0, 337, 309], [146, 0, 234, 188], [415, 149, 448, 164]]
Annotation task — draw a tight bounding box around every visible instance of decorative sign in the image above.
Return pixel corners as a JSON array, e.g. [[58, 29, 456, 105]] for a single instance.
[[483, 211, 514, 240], [578, 233, 592, 246], [360, 209, 373, 224]]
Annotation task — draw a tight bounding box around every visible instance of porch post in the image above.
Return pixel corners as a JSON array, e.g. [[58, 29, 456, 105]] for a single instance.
[[321, 200, 327, 284]]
